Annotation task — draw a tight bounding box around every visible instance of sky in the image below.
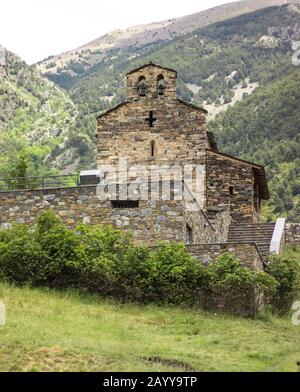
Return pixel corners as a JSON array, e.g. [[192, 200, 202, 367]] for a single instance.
[[0, 0, 238, 64]]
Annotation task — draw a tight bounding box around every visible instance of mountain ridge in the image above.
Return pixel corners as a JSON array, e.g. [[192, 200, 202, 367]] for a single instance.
[[37, 0, 300, 76]]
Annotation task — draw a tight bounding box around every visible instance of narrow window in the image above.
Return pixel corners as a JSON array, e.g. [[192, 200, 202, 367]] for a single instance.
[[111, 200, 139, 209], [157, 75, 165, 96], [229, 186, 234, 197], [138, 76, 147, 97], [151, 140, 155, 157], [186, 223, 193, 245]]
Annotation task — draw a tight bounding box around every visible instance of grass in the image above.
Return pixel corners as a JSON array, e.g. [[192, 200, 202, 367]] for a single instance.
[[0, 281, 300, 372]]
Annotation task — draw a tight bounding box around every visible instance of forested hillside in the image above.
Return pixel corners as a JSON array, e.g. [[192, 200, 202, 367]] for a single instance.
[[38, 0, 300, 80], [0, 49, 80, 176], [42, 5, 300, 112], [209, 67, 300, 222]]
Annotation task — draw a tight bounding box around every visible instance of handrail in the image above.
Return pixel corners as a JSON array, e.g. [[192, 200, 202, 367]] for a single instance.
[[0, 174, 80, 192]]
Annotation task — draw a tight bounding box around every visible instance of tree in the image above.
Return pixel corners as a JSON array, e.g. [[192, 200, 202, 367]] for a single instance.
[[9, 152, 29, 190]]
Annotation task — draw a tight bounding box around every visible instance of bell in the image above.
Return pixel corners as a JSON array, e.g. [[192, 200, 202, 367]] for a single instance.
[[158, 84, 165, 96], [139, 84, 147, 97]]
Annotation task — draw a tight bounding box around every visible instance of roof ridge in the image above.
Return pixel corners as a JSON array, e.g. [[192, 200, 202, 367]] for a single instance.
[[126, 62, 177, 76]]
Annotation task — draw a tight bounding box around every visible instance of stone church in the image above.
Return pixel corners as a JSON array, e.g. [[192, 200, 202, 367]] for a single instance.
[[0, 63, 288, 268]]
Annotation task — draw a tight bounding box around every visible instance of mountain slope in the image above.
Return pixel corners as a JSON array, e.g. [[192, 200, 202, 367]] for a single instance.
[[39, 5, 300, 116], [209, 67, 300, 222], [0, 47, 82, 176], [37, 0, 300, 79], [36, 7, 300, 157]]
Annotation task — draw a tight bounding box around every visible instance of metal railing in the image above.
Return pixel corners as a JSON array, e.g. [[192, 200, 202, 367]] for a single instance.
[[0, 174, 80, 192]]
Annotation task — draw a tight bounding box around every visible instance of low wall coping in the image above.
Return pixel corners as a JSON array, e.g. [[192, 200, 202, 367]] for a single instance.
[[270, 218, 286, 254], [186, 242, 264, 263]]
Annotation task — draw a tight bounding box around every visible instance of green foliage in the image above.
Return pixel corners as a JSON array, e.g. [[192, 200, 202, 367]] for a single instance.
[[203, 254, 277, 317], [0, 49, 78, 177], [265, 253, 300, 314], [9, 152, 28, 179], [0, 211, 287, 317], [35, 211, 80, 286], [0, 225, 47, 285], [7, 152, 30, 189], [207, 254, 276, 295], [144, 243, 207, 305]]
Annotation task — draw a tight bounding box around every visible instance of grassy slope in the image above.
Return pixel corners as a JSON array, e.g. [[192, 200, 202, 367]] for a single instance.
[[1, 255, 300, 372]]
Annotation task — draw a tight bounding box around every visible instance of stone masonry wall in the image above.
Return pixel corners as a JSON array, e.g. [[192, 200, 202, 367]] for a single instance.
[[0, 186, 186, 246], [285, 223, 300, 244], [184, 201, 216, 244], [97, 65, 209, 209], [187, 242, 264, 271], [205, 150, 257, 224]]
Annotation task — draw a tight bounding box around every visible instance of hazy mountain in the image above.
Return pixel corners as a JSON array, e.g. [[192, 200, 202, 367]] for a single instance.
[[37, 0, 300, 78]]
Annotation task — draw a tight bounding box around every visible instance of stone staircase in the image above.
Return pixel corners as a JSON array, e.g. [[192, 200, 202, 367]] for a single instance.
[[227, 223, 276, 261]]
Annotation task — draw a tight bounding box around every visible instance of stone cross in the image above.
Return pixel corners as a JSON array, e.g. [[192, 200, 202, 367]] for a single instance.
[[145, 111, 157, 128]]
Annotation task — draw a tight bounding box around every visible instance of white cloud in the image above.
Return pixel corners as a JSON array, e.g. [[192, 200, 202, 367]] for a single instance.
[[0, 0, 237, 64]]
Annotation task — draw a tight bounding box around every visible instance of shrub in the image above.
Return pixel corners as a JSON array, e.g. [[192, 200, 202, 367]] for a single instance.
[[205, 254, 277, 317], [266, 254, 300, 314], [0, 210, 288, 317], [109, 245, 152, 301], [144, 243, 208, 305], [35, 210, 81, 287], [0, 224, 47, 285], [70, 223, 132, 294]]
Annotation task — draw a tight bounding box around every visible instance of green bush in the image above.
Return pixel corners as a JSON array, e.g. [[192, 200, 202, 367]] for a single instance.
[[70, 223, 132, 294], [266, 254, 300, 314], [144, 243, 208, 305], [0, 210, 289, 316], [205, 254, 277, 317], [35, 210, 81, 287], [0, 224, 47, 285]]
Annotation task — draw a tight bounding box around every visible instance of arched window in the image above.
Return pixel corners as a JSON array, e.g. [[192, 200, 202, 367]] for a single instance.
[[157, 75, 165, 96], [150, 140, 155, 157], [138, 76, 147, 97]]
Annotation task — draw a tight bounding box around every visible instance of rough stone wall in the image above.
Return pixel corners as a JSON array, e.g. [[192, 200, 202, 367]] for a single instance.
[[0, 186, 186, 246], [210, 207, 231, 242], [97, 65, 209, 172], [285, 223, 300, 244], [205, 150, 256, 224], [187, 242, 264, 271], [184, 202, 216, 244], [126, 65, 177, 102]]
